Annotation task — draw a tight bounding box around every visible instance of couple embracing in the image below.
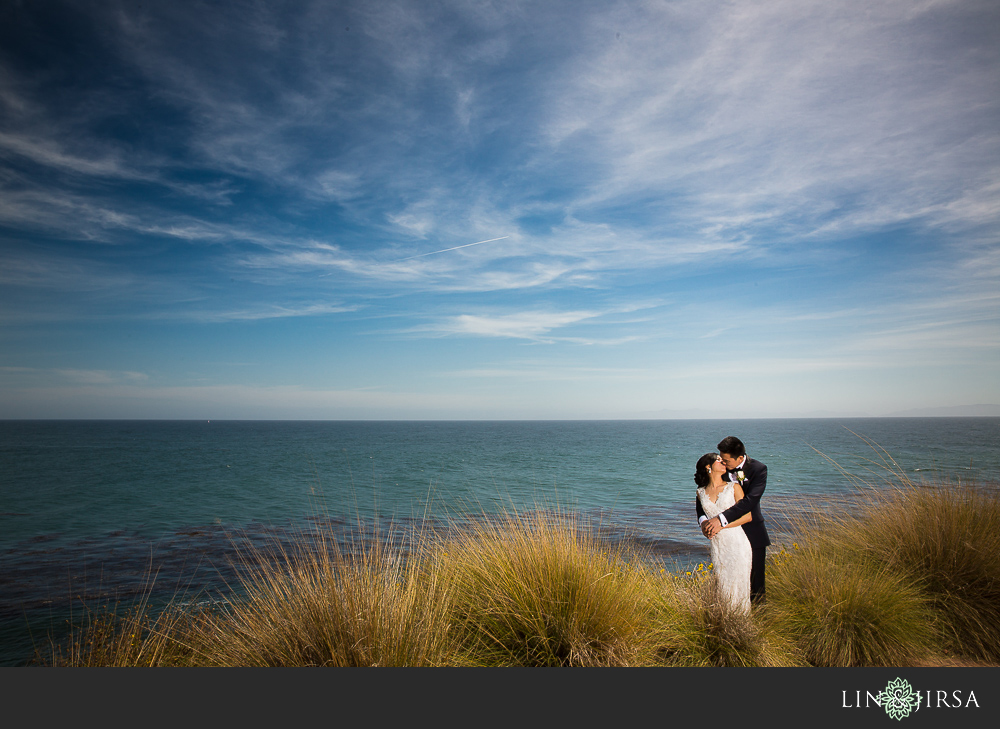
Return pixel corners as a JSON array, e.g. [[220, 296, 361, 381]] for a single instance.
[[694, 436, 770, 614]]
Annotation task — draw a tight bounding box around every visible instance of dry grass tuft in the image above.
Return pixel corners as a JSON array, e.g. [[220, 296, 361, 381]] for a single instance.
[[828, 485, 1000, 663], [655, 571, 803, 667], [433, 510, 664, 666], [190, 533, 457, 666], [765, 541, 938, 666]]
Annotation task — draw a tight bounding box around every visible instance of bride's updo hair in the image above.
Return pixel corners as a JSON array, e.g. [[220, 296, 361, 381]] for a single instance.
[[694, 452, 718, 489]]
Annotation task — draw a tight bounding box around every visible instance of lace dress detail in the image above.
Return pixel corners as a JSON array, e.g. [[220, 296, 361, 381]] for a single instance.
[[698, 482, 752, 614]]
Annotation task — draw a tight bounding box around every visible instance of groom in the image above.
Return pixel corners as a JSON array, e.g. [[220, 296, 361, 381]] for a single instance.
[[698, 436, 771, 604]]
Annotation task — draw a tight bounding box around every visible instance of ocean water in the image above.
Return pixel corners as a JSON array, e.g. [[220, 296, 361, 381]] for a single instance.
[[1, 417, 998, 666]]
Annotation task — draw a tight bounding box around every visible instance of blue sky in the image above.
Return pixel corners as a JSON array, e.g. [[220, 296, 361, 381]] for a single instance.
[[1, 0, 998, 419]]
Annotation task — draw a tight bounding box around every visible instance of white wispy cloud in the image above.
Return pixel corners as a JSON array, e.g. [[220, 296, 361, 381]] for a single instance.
[[0, 367, 149, 385], [0, 382, 497, 419], [0, 130, 138, 179], [407, 300, 665, 343], [445, 363, 657, 381], [440, 311, 603, 341], [187, 302, 362, 323]]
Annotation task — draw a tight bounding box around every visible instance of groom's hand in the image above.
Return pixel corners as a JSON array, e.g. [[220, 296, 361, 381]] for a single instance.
[[701, 517, 721, 538]]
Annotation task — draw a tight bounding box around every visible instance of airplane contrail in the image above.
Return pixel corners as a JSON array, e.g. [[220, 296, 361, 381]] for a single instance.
[[395, 236, 509, 262]]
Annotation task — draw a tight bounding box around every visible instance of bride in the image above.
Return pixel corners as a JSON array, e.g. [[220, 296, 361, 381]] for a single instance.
[[694, 452, 753, 614]]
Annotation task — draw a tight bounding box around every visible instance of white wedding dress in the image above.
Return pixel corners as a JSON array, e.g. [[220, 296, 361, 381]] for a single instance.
[[697, 482, 752, 614]]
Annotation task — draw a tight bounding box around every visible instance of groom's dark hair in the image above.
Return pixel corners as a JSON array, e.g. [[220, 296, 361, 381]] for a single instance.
[[717, 436, 746, 457]]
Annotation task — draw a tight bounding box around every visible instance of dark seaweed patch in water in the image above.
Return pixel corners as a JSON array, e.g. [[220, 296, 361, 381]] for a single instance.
[[24, 534, 61, 544]]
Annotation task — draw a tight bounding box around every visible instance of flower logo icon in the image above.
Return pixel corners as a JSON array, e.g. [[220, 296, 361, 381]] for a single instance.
[[878, 678, 919, 720]]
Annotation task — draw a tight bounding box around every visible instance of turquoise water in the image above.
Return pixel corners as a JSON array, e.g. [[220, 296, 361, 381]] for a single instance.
[[1, 418, 998, 665]]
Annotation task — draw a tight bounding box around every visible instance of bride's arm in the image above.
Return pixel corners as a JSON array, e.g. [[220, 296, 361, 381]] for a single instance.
[[724, 482, 753, 528]]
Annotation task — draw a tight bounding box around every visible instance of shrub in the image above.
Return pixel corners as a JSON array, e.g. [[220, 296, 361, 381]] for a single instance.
[[193, 534, 457, 667], [842, 485, 1000, 663], [656, 571, 802, 667], [434, 510, 662, 666], [766, 542, 938, 667], [42, 600, 206, 667]]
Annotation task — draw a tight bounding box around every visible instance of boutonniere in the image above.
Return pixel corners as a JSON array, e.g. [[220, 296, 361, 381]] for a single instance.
[[736, 470, 745, 483]]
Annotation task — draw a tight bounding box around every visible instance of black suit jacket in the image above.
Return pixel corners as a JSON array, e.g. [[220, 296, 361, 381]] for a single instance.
[[695, 456, 771, 549]]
